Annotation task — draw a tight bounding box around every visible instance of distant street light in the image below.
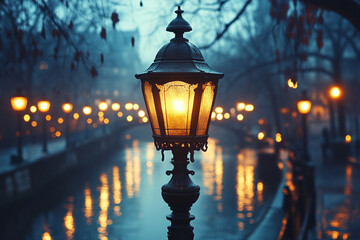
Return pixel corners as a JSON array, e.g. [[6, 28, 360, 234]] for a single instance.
[[37, 97, 51, 154], [62, 102, 73, 148], [83, 106, 92, 116], [297, 90, 312, 160], [10, 89, 28, 164], [111, 102, 120, 111], [135, 6, 223, 239], [329, 86, 341, 99], [98, 101, 108, 111]]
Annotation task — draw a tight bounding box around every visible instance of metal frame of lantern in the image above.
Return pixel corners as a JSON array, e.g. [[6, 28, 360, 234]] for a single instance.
[[136, 6, 223, 240]]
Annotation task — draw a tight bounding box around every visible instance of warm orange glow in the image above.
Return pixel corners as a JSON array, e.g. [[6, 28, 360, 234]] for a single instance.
[[113, 166, 122, 216], [345, 135, 351, 143], [98, 111, 104, 118], [224, 113, 230, 119], [258, 132, 265, 140], [297, 100, 312, 115], [45, 115, 51, 121], [216, 113, 223, 121], [281, 107, 289, 114], [125, 103, 133, 111], [30, 105, 37, 113], [37, 100, 51, 113], [31, 121, 37, 127], [133, 103, 139, 110], [104, 118, 109, 124], [73, 113, 79, 120], [23, 114, 30, 122], [98, 101, 108, 111], [42, 232, 52, 240], [50, 127, 55, 132], [211, 112, 216, 119], [117, 111, 123, 117], [330, 86, 341, 99], [87, 118, 92, 124], [237, 102, 245, 111], [215, 106, 223, 114], [62, 103, 73, 113], [288, 79, 298, 89], [84, 187, 93, 224], [245, 104, 254, 112], [257, 182, 264, 191], [111, 103, 120, 111], [237, 114, 244, 121], [127, 115, 133, 122], [275, 133, 282, 143], [138, 110, 146, 118], [64, 201, 75, 240], [83, 106, 92, 115], [58, 117, 64, 124], [98, 173, 109, 239], [11, 96, 28, 111], [142, 117, 148, 123], [258, 118, 264, 125], [172, 99, 186, 113], [55, 131, 61, 137]]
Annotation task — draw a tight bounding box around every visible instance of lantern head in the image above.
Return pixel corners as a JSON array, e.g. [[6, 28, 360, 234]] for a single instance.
[[11, 89, 28, 112], [135, 6, 224, 156], [297, 90, 312, 115], [62, 103, 73, 113], [37, 97, 51, 113]]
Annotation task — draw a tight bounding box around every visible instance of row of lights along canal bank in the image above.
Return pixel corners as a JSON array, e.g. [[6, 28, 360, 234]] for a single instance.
[[135, 6, 223, 240]]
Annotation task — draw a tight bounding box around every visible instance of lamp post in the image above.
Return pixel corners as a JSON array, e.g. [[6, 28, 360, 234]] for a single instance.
[[83, 105, 92, 137], [297, 90, 312, 161], [37, 98, 51, 154], [98, 100, 108, 134], [10, 89, 28, 164], [329, 85, 342, 138], [62, 102, 73, 148], [136, 6, 223, 240]]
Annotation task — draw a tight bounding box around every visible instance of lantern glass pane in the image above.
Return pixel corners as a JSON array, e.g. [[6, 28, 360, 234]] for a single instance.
[[157, 81, 196, 136], [143, 81, 161, 135], [196, 82, 215, 135]]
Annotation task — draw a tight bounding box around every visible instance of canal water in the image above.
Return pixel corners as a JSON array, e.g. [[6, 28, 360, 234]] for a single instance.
[[4, 126, 279, 240]]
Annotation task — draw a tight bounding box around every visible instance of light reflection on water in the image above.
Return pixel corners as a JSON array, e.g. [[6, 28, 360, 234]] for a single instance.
[[24, 136, 277, 240]]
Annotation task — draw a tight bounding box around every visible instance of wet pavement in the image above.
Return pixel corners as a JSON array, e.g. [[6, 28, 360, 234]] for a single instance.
[[309, 127, 360, 240], [0, 126, 280, 240]]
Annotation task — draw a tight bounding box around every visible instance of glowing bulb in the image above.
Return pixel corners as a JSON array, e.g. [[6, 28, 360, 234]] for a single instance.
[[345, 135, 351, 143], [30, 105, 37, 113], [330, 86, 341, 99], [237, 114, 244, 121], [215, 107, 223, 114], [237, 102, 245, 111], [23, 114, 30, 122], [73, 113, 79, 120], [245, 104, 254, 112], [172, 100, 186, 113], [138, 110, 146, 118], [111, 103, 120, 111], [258, 132, 265, 140]]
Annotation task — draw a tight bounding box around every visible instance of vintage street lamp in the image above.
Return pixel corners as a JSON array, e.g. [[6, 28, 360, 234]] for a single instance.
[[37, 98, 51, 154], [297, 90, 312, 161], [136, 6, 223, 240], [10, 89, 28, 164], [62, 102, 73, 148]]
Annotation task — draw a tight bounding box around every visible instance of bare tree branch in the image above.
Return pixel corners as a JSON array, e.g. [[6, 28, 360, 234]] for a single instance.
[[200, 0, 252, 49], [301, 0, 360, 32]]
